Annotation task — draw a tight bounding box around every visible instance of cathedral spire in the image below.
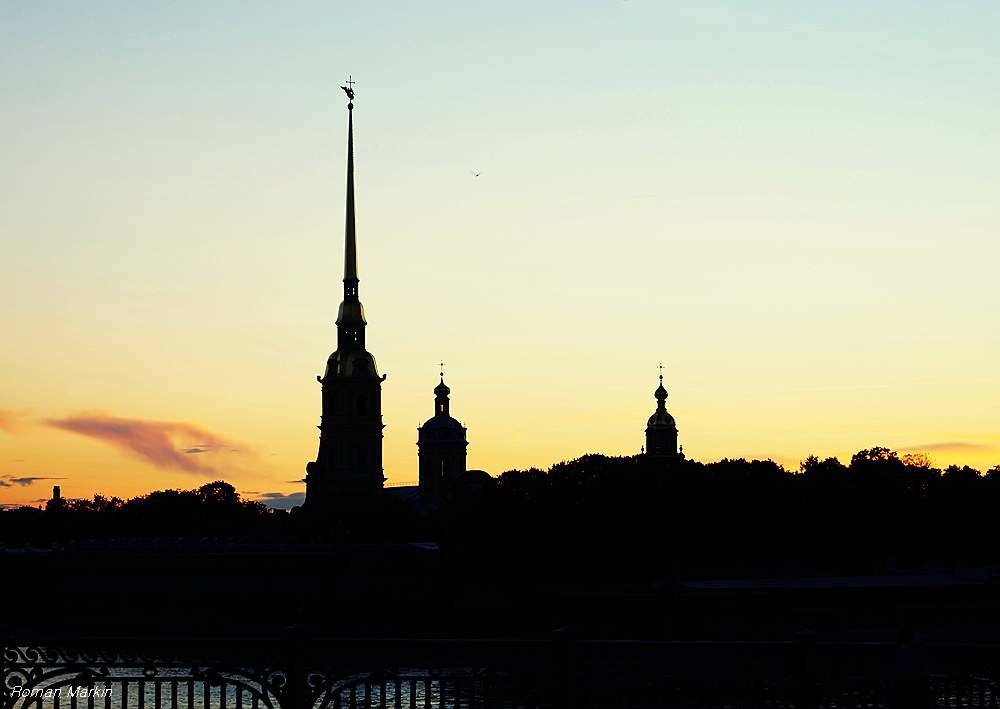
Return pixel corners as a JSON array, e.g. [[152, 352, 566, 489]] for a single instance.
[[305, 76, 385, 509], [343, 83, 358, 291], [335, 78, 366, 342]]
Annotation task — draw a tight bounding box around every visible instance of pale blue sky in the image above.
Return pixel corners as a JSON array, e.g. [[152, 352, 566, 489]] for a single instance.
[[2, 2, 999, 502]]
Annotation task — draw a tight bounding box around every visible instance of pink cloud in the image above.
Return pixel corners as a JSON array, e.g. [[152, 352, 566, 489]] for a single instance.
[[45, 413, 246, 475], [900, 441, 994, 454], [0, 475, 66, 488]]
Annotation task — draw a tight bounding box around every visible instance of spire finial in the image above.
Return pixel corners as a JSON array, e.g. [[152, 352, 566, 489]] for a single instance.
[[433, 362, 451, 412], [340, 75, 356, 109], [654, 362, 668, 406]]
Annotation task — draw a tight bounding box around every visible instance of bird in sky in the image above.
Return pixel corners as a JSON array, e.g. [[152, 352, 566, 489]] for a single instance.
[[472, 171, 481, 177], [341, 85, 355, 100]]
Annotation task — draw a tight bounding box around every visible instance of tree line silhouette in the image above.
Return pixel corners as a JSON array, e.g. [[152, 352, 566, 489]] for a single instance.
[[3, 448, 999, 578], [451, 448, 1000, 582]]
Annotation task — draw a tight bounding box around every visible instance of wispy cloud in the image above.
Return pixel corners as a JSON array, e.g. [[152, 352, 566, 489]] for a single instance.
[[900, 441, 994, 453], [45, 413, 246, 475], [256, 491, 305, 510], [0, 475, 66, 488]]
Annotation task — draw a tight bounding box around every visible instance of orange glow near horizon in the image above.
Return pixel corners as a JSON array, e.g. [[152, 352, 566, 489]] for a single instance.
[[3, 3, 999, 508]]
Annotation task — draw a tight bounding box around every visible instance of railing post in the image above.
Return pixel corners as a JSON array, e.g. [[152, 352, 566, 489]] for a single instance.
[[892, 621, 930, 709], [551, 627, 577, 709], [1, 626, 9, 709], [790, 630, 820, 709], [284, 625, 309, 709]]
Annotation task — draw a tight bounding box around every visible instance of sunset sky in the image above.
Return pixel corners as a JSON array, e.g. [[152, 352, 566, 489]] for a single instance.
[[3, 2, 999, 508]]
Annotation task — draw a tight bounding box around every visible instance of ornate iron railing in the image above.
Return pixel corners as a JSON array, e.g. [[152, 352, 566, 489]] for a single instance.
[[5, 636, 1000, 709], [314, 670, 544, 709], [2, 645, 289, 709], [1, 641, 549, 709]]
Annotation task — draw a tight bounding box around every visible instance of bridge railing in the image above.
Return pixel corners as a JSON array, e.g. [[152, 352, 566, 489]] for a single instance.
[[4, 632, 1000, 709]]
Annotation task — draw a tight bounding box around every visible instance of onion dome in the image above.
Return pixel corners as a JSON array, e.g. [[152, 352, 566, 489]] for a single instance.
[[421, 374, 465, 434]]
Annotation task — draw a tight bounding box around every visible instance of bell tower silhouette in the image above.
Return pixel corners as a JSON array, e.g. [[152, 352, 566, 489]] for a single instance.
[[417, 365, 468, 498], [305, 83, 386, 508], [644, 364, 682, 462]]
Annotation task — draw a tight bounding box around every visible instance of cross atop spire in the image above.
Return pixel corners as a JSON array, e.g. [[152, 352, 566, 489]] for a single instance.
[[658, 362, 664, 384], [439, 361, 446, 379], [341, 75, 356, 107]]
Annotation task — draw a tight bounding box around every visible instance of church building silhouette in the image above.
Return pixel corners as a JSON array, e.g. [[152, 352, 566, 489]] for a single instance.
[[304, 90, 682, 510]]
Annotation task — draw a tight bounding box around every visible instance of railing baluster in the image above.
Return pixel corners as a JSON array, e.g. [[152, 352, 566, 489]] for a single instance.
[[171, 681, 178, 709], [138, 680, 145, 709], [104, 682, 112, 709], [122, 680, 129, 709], [394, 678, 402, 709], [364, 681, 372, 709], [235, 686, 243, 709], [409, 680, 416, 709], [187, 680, 194, 709], [203, 680, 210, 709], [380, 676, 386, 709], [154, 680, 162, 709], [220, 682, 227, 709], [437, 679, 444, 709], [423, 679, 430, 709]]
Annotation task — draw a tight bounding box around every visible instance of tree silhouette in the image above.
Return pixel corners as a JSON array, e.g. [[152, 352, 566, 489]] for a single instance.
[[3, 447, 999, 577]]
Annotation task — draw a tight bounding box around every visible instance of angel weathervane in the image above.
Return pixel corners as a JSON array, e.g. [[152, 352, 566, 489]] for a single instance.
[[341, 75, 356, 108]]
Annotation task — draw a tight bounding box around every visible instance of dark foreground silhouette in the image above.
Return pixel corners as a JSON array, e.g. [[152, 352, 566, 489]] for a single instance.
[[4, 447, 999, 578], [4, 448, 1000, 707]]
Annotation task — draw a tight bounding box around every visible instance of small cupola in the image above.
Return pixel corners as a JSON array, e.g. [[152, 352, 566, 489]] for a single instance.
[[434, 377, 451, 416]]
